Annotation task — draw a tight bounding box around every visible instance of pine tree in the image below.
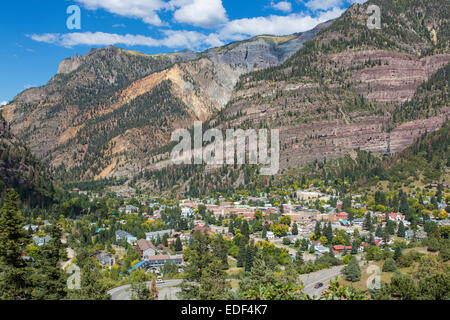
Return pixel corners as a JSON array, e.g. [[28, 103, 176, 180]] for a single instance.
[[262, 227, 267, 239], [237, 242, 246, 268], [344, 257, 361, 282], [31, 223, 68, 300], [301, 238, 309, 251], [364, 213, 373, 231], [324, 222, 333, 243], [394, 246, 402, 261], [68, 259, 111, 300], [174, 237, 183, 252], [375, 223, 383, 237], [397, 221, 405, 238], [314, 221, 321, 237], [130, 271, 151, 300], [295, 249, 304, 268], [351, 240, 358, 255], [292, 223, 298, 236], [245, 246, 255, 272], [0, 189, 33, 300]]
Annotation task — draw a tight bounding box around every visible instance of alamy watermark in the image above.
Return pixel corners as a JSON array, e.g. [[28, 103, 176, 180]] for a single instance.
[[367, 4, 381, 30], [171, 122, 280, 175], [67, 5, 81, 30], [66, 264, 81, 289]]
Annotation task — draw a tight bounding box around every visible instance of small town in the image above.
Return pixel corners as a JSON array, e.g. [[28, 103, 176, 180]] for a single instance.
[[16, 181, 446, 300]]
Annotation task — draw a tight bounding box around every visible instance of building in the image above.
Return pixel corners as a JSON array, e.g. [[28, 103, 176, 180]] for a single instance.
[[127, 255, 183, 273], [32, 235, 52, 246], [332, 245, 352, 255], [266, 231, 275, 240], [145, 229, 173, 241], [90, 251, 114, 267], [115, 230, 137, 245], [315, 245, 330, 256], [136, 239, 157, 258], [389, 212, 405, 221], [181, 207, 195, 218]]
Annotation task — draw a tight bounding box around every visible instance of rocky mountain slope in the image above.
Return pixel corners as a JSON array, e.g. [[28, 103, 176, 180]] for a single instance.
[[205, 0, 450, 171], [1, 22, 329, 181], [0, 113, 54, 207], [1, 0, 449, 195]]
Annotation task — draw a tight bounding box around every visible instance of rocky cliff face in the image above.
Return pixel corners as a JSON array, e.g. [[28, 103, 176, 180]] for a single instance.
[[2, 26, 326, 181], [2, 0, 449, 187], [0, 113, 54, 206]]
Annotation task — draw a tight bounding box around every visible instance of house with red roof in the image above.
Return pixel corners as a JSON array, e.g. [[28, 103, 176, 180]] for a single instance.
[[389, 212, 405, 221], [332, 245, 352, 254]]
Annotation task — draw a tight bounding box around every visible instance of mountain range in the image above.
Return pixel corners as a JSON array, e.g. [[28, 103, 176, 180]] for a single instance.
[[1, 0, 449, 195]]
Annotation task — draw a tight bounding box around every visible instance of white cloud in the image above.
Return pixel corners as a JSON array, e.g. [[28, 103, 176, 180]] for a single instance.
[[170, 0, 228, 28], [76, 0, 229, 28], [0, 101, 7, 106], [219, 7, 343, 40], [305, 0, 366, 11], [75, 0, 168, 26], [29, 0, 352, 51], [271, 1, 292, 13], [28, 31, 224, 50]]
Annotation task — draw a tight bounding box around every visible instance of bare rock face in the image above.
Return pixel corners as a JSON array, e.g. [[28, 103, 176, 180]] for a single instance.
[[2, 0, 449, 183], [2, 27, 325, 180]]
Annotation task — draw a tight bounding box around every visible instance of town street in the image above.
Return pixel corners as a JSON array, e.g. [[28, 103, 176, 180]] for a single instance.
[[108, 279, 183, 300]]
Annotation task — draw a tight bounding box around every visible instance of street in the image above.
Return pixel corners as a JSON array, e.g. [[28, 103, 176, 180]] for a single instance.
[[108, 279, 183, 300]]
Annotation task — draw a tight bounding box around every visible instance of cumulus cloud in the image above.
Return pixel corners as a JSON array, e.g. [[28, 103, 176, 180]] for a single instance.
[[219, 7, 343, 40], [76, 0, 167, 26], [76, 0, 229, 28], [28, 31, 224, 50], [29, 0, 354, 51], [0, 101, 7, 106], [271, 1, 292, 13], [170, 0, 228, 28]]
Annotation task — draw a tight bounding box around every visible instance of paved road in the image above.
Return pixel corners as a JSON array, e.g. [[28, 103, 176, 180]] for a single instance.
[[108, 279, 183, 300], [300, 265, 345, 297]]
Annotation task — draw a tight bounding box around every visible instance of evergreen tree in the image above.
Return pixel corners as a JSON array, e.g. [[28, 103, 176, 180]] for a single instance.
[[314, 221, 322, 237], [375, 223, 383, 237], [31, 223, 68, 300], [245, 245, 255, 272], [397, 221, 405, 238], [394, 246, 402, 261], [262, 227, 267, 240], [364, 213, 373, 231], [0, 189, 33, 300], [240, 220, 250, 240], [130, 271, 151, 300], [174, 237, 183, 252], [68, 259, 111, 300], [351, 240, 358, 255], [301, 238, 309, 251], [198, 259, 229, 300], [344, 257, 361, 282], [292, 223, 298, 236], [295, 249, 304, 268], [237, 241, 247, 268], [324, 222, 333, 243]]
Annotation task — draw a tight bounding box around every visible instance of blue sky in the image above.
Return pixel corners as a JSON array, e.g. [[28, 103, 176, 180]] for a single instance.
[[0, 0, 366, 104]]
